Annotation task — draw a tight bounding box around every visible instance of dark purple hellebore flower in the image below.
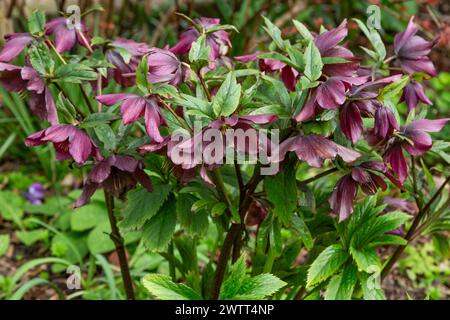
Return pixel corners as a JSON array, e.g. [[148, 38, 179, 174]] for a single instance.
[[96, 94, 166, 143], [235, 52, 299, 91], [25, 125, 101, 164], [329, 161, 395, 221], [105, 38, 149, 87], [373, 106, 399, 139], [329, 175, 358, 221], [393, 16, 438, 76], [400, 81, 432, 112], [339, 75, 401, 143], [275, 134, 360, 167], [173, 114, 278, 170], [23, 183, 45, 205], [75, 154, 153, 207], [170, 17, 231, 60], [402, 118, 450, 156], [384, 118, 450, 183], [296, 20, 369, 122], [0, 62, 27, 91], [383, 196, 418, 236], [21, 66, 59, 125], [147, 48, 182, 86], [0, 33, 34, 62], [139, 136, 198, 185], [384, 197, 417, 215], [0, 63, 58, 125], [314, 19, 356, 76], [45, 17, 91, 53]]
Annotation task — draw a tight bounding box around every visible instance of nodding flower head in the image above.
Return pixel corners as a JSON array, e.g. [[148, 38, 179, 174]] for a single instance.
[[0, 33, 34, 62], [105, 38, 149, 87], [383, 118, 450, 184], [170, 17, 231, 60], [25, 124, 101, 164], [75, 154, 153, 207], [393, 16, 438, 76], [147, 48, 182, 86], [96, 94, 167, 143], [44, 17, 91, 53], [401, 81, 432, 112]]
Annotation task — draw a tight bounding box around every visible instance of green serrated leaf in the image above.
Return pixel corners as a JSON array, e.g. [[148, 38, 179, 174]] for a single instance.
[[324, 263, 357, 300], [94, 123, 116, 151], [176, 194, 209, 235], [262, 16, 285, 50], [265, 163, 297, 225], [142, 274, 203, 300], [79, 112, 118, 128], [353, 18, 386, 62], [292, 214, 313, 250], [136, 56, 150, 94], [359, 272, 385, 300], [213, 72, 241, 117], [233, 273, 286, 300], [121, 185, 171, 230], [54, 63, 98, 83], [28, 10, 46, 35], [292, 20, 313, 41], [189, 34, 211, 69], [349, 247, 380, 272], [142, 196, 177, 251], [29, 42, 54, 75], [220, 255, 248, 300], [303, 41, 323, 82], [307, 244, 349, 287]]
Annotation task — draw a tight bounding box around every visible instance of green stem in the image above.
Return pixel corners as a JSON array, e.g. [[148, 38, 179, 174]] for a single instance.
[[297, 167, 338, 186], [263, 246, 275, 273]]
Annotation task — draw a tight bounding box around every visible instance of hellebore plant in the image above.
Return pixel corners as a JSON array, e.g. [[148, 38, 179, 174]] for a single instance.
[[2, 9, 449, 301]]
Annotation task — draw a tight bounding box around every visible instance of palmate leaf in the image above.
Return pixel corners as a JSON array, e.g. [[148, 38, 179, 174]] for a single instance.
[[307, 244, 349, 288], [121, 185, 171, 230], [142, 274, 203, 300]]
